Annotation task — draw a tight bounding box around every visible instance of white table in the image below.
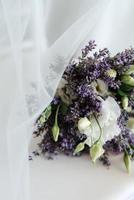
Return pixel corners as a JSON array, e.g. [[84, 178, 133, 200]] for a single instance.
[[30, 138, 134, 200]]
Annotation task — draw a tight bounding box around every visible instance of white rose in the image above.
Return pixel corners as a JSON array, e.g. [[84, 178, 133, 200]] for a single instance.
[[80, 97, 121, 146]]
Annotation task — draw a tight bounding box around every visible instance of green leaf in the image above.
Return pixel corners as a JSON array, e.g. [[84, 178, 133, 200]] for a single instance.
[[73, 142, 85, 155], [38, 105, 52, 125], [44, 105, 52, 119], [120, 83, 134, 92], [60, 102, 68, 115], [39, 116, 46, 125], [123, 152, 132, 174], [125, 65, 134, 75], [90, 141, 104, 163], [117, 89, 127, 97]]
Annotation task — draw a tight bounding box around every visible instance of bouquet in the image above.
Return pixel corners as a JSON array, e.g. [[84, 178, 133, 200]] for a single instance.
[[34, 41, 134, 173]]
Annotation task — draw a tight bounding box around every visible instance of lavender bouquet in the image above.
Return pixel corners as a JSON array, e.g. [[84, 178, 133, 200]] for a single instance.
[[34, 41, 134, 173]]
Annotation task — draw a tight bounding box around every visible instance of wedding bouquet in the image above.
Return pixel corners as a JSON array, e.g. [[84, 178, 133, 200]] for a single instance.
[[34, 41, 134, 173]]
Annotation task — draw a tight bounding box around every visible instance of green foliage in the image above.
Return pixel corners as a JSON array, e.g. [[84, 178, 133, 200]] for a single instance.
[[38, 105, 52, 125]]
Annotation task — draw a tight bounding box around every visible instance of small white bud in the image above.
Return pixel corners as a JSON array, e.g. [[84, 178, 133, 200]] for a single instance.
[[127, 117, 134, 131], [73, 142, 85, 155], [52, 105, 60, 142], [121, 75, 134, 86], [90, 141, 104, 163], [106, 69, 117, 78], [78, 117, 91, 132], [122, 96, 128, 110], [52, 125, 60, 142]]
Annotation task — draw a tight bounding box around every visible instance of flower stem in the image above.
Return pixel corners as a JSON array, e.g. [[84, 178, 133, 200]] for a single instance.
[[93, 113, 103, 143], [55, 104, 60, 126]]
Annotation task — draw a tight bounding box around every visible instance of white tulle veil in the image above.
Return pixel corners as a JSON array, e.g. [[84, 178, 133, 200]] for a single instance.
[[0, 0, 134, 199]]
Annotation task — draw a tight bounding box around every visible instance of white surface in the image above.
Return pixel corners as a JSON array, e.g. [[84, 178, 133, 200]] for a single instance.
[[30, 139, 134, 200], [1, 0, 134, 199], [30, 1, 134, 199]]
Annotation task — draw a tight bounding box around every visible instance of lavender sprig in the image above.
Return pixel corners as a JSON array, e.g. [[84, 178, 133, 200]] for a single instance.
[[34, 41, 134, 172]]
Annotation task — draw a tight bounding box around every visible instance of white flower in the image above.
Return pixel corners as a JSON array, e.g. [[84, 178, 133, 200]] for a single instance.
[[91, 79, 109, 97], [57, 78, 70, 104], [57, 78, 67, 90], [96, 79, 108, 96], [80, 97, 121, 146]]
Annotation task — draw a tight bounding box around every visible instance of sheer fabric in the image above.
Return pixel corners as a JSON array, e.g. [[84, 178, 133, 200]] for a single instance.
[[0, 0, 134, 199]]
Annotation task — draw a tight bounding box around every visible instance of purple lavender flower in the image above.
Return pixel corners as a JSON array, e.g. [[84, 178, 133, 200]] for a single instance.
[[82, 40, 96, 57], [99, 152, 111, 166], [117, 111, 129, 131], [94, 48, 110, 59], [34, 41, 134, 167], [129, 89, 134, 109], [52, 96, 61, 105], [77, 84, 95, 98], [103, 76, 121, 89]]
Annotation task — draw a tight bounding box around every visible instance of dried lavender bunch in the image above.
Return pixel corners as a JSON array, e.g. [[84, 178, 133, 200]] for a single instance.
[[34, 41, 134, 173]]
